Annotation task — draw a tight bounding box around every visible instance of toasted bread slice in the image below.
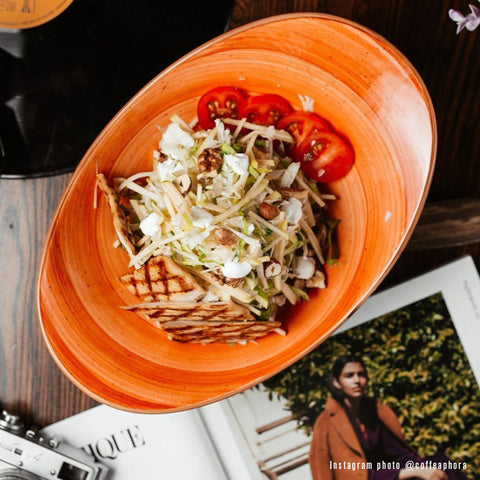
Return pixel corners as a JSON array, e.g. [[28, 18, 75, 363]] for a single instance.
[[97, 173, 136, 257], [123, 300, 282, 343], [161, 319, 282, 344], [121, 256, 205, 302], [123, 300, 254, 323]]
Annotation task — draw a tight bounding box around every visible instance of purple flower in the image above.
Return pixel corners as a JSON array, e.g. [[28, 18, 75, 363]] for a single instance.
[[449, 1, 480, 33]]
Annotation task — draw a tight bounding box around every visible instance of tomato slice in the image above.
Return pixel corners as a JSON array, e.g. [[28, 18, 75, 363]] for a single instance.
[[197, 86, 247, 129], [294, 131, 354, 182], [239, 94, 293, 126], [277, 111, 330, 145]]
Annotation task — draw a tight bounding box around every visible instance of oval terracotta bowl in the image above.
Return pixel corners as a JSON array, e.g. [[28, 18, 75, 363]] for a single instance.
[[37, 13, 436, 412]]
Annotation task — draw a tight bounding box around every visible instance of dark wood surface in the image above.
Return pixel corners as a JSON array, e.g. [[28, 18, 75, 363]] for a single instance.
[[1, 0, 479, 427]]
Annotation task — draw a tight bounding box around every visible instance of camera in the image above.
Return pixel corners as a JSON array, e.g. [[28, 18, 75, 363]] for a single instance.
[[0, 410, 109, 480]]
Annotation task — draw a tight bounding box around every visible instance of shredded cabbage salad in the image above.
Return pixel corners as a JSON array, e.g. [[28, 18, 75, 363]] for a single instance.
[[110, 114, 338, 320]]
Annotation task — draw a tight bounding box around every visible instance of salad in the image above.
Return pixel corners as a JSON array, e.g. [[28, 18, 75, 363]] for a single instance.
[[98, 86, 354, 336]]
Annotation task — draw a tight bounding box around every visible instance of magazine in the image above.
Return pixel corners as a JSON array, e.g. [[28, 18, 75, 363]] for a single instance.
[[43, 256, 480, 480]]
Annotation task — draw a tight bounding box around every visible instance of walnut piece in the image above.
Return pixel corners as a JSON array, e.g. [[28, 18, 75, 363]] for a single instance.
[[198, 148, 223, 178]]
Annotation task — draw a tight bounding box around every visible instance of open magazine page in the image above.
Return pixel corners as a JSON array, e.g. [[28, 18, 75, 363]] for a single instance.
[[42, 406, 228, 480], [204, 256, 480, 480]]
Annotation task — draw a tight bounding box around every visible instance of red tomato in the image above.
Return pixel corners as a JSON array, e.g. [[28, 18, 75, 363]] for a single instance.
[[277, 111, 330, 145], [197, 86, 246, 129], [294, 131, 354, 182], [239, 94, 293, 126]]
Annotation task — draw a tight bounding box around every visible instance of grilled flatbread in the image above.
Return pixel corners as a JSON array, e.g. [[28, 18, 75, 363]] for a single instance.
[[123, 300, 254, 323], [123, 301, 280, 343], [97, 173, 136, 257], [162, 319, 282, 344], [121, 256, 205, 303]]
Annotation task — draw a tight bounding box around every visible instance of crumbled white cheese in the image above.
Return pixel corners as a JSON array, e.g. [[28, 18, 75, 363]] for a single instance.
[[211, 245, 236, 264], [202, 136, 219, 150], [298, 94, 314, 112], [280, 162, 301, 188], [224, 153, 250, 176], [183, 230, 211, 250], [221, 261, 252, 279], [156, 157, 184, 181], [170, 213, 184, 228], [139, 212, 162, 237], [190, 206, 214, 228], [214, 118, 232, 145], [159, 122, 194, 161], [294, 256, 316, 279], [281, 198, 303, 225]]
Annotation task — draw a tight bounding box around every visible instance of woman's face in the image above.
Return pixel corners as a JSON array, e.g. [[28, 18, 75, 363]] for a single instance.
[[333, 362, 367, 399]]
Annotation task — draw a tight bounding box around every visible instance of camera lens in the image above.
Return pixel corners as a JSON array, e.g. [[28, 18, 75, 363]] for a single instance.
[[0, 469, 42, 480]]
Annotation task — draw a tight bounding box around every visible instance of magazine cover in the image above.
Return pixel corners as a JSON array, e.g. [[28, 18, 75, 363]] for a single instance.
[[43, 256, 480, 480]]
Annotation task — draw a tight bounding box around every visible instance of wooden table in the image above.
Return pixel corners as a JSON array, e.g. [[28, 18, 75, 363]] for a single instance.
[[1, 0, 479, 427]]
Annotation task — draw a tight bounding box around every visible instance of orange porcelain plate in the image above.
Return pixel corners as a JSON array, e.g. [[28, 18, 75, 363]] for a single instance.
[[37, 14, 436, 412]]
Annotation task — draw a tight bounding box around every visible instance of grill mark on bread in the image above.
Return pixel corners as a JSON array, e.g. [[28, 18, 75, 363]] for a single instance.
[[162, 320, 282, 343], [127, 301, 251, 322], [121, 256, 205, 302], [144, 258, 153, 296], [156, 257, 169, 297], [148, 304, 230, 320]]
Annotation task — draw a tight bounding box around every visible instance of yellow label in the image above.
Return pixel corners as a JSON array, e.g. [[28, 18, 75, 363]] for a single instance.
[[0, 0, 75, 29]]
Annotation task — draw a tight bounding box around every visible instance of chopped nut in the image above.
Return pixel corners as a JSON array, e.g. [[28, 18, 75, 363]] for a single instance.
[[280, 188, 308, 201], [306, 270, 326, 289], [212, 272, 243, 287], [317, 224, 328, 248], [213, 228, 237, 246], [155, 151, 168, 163], [264, 259, 282, 278], [198, 148, 223, 176], [224, 277, 243, 287], [272, 294, 287, 306], [252, 145, 269, 159], [258, 202, 280, 220], [174, 174, 192, 195], [294, 278, 306, 289]]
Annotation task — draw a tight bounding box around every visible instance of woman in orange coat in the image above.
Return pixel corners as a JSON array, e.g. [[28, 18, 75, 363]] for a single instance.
[[308, 355, 469, 480]]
